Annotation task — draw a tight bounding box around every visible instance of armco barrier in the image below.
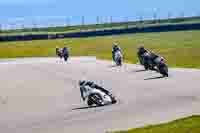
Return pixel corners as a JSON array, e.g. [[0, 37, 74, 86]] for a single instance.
[[1, 23, 200, 42]]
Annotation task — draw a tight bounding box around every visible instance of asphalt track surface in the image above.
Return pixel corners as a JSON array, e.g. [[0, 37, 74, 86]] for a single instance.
[[0, 57, 200, 133]]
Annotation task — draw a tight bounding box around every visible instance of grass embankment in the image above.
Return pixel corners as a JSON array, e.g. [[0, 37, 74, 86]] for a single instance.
[[109, 115, 200, 133], [0, 30, 200, 68]]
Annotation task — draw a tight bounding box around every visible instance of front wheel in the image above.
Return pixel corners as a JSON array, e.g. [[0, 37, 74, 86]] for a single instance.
[[89, 93, 104, 106], [63, 55, 68, 61], [160, 66, 168, 77], [87, 99, 94, 107], [111, 96, 117, 104], [115, 57, 122, 66], [138, 55, 144, 65]]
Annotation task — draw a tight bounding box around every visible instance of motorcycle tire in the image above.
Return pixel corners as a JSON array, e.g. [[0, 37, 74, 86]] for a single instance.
[[89, 93, 104, 106], [87, 99, 93, 107], [160, 66, 168, 77]]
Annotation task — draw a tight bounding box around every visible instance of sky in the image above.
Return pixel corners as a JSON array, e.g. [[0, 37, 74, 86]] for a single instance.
[[0, 0, 199, 28]]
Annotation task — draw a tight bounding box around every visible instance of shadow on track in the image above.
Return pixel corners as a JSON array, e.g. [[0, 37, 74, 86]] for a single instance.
[[108, 65, 117, 68], [133, 69, 147, 72], [71, 102, 118, 110], [72, 105, 103, 110], [144, 76, 164, 80]]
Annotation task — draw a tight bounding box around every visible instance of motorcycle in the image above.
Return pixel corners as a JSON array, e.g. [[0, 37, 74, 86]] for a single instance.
[[80, 86, 117, 107], [138, 50, 169, 77], [114, 51, 123, 66]]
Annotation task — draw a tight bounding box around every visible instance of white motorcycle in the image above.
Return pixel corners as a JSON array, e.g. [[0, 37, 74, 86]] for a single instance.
[[114, 51, 123, 66], [80, 86, 116, 107]]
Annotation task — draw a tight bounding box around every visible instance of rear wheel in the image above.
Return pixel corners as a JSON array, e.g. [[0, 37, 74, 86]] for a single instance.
[[119, 58, 122, 66]]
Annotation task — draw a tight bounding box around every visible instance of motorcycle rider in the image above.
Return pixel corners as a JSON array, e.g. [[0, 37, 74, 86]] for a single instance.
[[137, 45, 150, 65], [79, 80, 113, 101], [137, 45, 149, 57], [112, 43, 122, 61], [56, 46, 63, 58]]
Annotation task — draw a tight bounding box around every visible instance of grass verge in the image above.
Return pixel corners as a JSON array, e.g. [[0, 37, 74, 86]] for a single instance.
[[108, 115, 200, 133], [0, 30, 200, 68]]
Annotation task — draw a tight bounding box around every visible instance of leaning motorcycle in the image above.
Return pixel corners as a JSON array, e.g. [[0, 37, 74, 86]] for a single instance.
[[80, 86, 117, 107]]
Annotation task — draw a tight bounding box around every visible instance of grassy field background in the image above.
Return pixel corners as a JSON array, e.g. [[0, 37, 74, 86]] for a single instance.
[[0, 30, 200, 68], [109, 115, 200, 133]]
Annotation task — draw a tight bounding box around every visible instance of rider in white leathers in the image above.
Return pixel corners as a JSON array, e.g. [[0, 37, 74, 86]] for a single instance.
[[79, 80, 116, 105]]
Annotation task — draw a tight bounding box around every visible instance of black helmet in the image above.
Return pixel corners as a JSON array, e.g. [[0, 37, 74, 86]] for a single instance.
[[79, 80, 86, 86]]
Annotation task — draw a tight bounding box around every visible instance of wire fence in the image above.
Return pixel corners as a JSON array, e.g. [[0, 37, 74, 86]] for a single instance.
[[0, 13, 200, 31]]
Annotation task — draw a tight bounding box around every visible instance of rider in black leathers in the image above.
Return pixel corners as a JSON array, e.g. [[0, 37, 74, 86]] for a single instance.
[[137, 46, 149, 65], [137, 46, 148, 57]]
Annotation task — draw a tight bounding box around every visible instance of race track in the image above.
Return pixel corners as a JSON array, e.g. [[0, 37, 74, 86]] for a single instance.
[[0, 57, 200, 133]]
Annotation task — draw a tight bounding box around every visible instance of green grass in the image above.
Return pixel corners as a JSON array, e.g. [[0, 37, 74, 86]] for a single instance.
[[109, 115, 200, 133], [0, 30, 200, 68], [1, 16, 200, 36]]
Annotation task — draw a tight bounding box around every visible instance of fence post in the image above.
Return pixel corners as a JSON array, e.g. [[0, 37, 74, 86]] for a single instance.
[[66, 17, 71, 27], [153, 8, 157, 23], [125, 17, 129, 29], [81, 16, 85, 32], [168, 12, 172, 22], [140, 15, 143, 24], [110, 16, 113, 29]]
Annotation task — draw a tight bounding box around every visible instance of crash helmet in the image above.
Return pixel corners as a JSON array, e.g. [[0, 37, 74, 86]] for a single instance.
[[56, 46, 59, 50], [138, 45, 144, 50], [160, 56, 164, 61], [113, 42, 118, 48]]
